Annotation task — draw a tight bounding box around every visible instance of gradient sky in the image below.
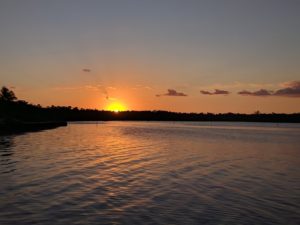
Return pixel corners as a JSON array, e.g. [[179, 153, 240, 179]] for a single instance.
[[1, 0, 300, 113]]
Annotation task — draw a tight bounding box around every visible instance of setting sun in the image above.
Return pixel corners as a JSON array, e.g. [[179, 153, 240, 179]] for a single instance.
[[106, 102, 127, 112]]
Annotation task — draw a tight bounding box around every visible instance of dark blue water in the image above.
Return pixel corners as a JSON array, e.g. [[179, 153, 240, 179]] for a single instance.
[[0, 122, 299, 225]]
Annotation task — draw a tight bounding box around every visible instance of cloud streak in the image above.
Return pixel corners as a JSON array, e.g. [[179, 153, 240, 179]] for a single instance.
[[200, 89, 230, 95], [52, 84, 114, 100], [198, 81, 277, 91], [156, 89, 187, 97]]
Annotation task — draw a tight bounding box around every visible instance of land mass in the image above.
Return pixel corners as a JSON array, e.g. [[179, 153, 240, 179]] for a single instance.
[[0, 86, 300, 135], [0, 119, 67, 135], [1, 98, 299, 123]]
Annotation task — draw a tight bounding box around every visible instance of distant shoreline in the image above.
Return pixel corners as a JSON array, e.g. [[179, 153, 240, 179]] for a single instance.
[[1, 85, 300, 136]]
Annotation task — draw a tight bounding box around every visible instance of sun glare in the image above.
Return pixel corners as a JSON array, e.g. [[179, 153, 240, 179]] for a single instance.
[[106, 102, 127, 113]]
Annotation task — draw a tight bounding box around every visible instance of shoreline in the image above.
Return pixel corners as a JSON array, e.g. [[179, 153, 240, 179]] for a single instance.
[[0, 121, 67, 135]]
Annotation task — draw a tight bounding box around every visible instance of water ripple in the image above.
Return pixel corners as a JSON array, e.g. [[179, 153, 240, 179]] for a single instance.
[[0, 122, 300, 225]]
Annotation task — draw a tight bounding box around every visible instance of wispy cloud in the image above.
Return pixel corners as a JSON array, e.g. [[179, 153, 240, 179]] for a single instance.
[[156, 89, 187, 97], [52, 84, 114, 100], [198, 81, 278, 90], [132, 84, 154, 90], [53, 86, 83, 91], [107, 86, 117, 90], [200, 89, 230, 95], [84, 84, 104, 91]]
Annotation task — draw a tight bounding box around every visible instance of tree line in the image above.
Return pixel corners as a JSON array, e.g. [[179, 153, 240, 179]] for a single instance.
[[1, 86, 299, 123]]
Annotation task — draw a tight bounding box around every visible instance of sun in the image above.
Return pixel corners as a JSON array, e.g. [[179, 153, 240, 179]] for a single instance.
[[106, 102, 127, 113]]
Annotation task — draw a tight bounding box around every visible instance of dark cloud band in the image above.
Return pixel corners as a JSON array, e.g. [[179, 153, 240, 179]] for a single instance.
[[156, 89, 187, 97], [238, 81, 300, 97], [238, 89, 272, 96], [200, 89, 230, 95]]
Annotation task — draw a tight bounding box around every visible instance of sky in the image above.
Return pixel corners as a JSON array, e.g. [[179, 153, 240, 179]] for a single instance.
[[0, 0, 300, 113]]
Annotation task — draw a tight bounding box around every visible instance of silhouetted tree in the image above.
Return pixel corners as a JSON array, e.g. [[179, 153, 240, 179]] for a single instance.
[[0, 86, 17, 102], [254, 110, 261, 115]]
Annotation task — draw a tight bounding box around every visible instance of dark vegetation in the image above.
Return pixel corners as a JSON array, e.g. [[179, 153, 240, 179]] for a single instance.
[[0, 87, 67, 134], [1, 86, 300, 123]]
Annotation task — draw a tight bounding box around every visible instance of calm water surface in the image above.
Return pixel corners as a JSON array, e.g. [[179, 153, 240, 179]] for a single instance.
[[0, 122, 300, 225]]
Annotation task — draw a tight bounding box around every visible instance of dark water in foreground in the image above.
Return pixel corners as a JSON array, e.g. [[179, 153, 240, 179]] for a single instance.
[[0, 122, 299, 225]]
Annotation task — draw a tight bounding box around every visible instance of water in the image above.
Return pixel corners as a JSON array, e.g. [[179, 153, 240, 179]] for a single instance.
[[0, 121, 300, 225]]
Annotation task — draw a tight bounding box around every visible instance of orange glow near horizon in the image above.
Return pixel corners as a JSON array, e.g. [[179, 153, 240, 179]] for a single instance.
[[106, 101, 127, 112]]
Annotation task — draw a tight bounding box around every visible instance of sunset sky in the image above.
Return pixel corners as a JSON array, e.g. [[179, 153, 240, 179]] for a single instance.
[[1, 0, 300, 113]]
